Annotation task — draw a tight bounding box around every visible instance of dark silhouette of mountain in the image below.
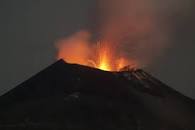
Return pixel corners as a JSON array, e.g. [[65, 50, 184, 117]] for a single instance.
[[0, 59, 195, 130]]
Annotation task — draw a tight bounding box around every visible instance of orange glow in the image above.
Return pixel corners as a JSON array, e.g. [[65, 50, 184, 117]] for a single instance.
[[94, 42, 132, 71], [98, 54, 111, 71], [56, 32, 137, 71], [96, 43, 112, 71], [57, 41, 135, 71], [117, 58, 127, 71]]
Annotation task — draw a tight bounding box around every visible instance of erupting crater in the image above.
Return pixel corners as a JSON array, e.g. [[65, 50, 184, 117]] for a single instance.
[[57, 41, 138, 72]]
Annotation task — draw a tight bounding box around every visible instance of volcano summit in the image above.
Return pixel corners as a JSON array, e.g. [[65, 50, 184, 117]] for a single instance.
[[0, 59, 195, 130]]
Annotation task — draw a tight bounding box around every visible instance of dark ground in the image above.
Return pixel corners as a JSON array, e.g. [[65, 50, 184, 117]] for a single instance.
[[0, 60, 195, 130]]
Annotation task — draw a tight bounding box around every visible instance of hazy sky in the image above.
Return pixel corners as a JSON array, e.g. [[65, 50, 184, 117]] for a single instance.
[[0, 0, 195, 99]]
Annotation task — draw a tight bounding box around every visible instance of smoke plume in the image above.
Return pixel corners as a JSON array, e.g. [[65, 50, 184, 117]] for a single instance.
[[56, 0, 192, 69], [89, 0, 169, 67], [89, 0, 192, 67], [55, 31, 93, 66]]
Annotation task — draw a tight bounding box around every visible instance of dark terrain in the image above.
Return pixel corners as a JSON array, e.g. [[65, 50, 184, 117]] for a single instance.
[[0, 59, 195, 130]]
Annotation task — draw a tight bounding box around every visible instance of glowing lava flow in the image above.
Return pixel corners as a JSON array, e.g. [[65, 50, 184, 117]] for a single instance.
[[96, 45, 112, 71]]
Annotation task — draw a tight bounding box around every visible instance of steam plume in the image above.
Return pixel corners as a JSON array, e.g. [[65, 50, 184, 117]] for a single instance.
[[56, 0, 192, 69]]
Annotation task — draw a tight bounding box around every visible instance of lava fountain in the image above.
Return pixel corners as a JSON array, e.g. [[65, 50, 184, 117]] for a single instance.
[[94, 42, 131, 71], [55, 31, 137, 71]]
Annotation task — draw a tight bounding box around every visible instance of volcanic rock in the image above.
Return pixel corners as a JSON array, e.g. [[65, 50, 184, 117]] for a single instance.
[[0, 59, 195, 130]]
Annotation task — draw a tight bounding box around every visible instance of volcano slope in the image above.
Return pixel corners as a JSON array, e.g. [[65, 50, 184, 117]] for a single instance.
[[0, 59, 195, 130]]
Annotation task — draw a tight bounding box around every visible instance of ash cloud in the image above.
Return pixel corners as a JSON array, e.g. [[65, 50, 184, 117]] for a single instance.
[[55, 0, 193, 68], [89, 0, 193, 67]]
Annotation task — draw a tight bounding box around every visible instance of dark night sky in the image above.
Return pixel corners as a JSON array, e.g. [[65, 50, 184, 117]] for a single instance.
[[0, 0, 195, 99]]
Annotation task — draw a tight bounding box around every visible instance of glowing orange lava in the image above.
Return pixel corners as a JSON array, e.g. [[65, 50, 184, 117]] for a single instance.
[[57, 39, 135, 71], [96, 43, 112, 71], [98, 55, 111, 71]]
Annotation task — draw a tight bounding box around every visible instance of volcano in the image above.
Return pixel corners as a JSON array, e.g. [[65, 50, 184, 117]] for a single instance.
[[0, 59, 195, 130]]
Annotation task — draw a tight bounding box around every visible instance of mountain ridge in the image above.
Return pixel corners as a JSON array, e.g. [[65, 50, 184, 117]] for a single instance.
[[0, 59, 195, 130]]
